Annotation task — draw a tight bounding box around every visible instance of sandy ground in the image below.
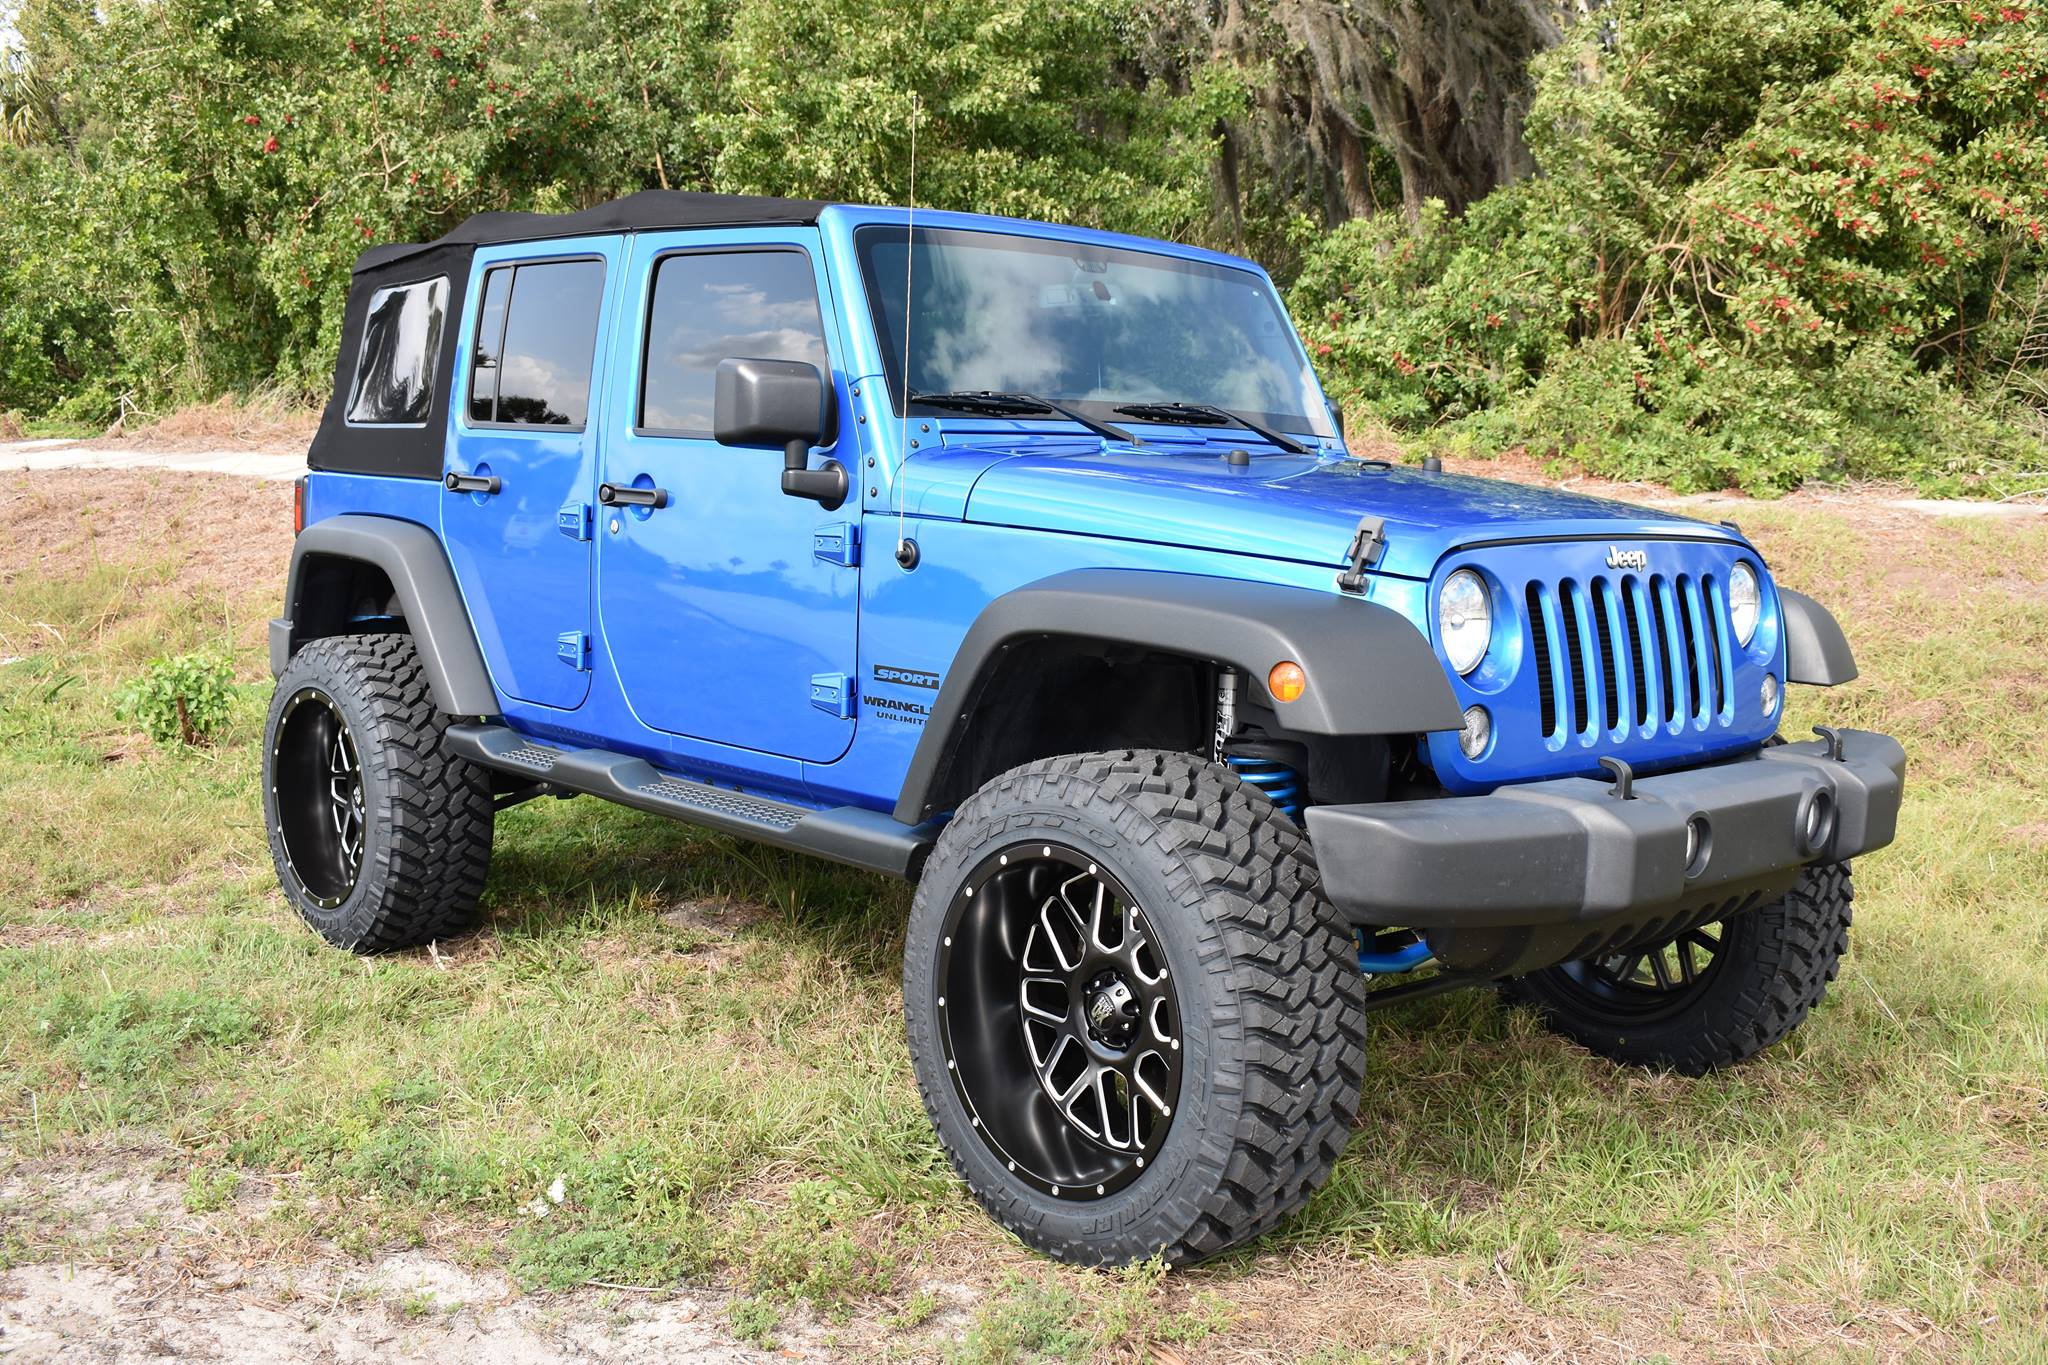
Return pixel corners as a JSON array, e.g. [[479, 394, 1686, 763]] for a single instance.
[[0, 1156, 798, 1364]]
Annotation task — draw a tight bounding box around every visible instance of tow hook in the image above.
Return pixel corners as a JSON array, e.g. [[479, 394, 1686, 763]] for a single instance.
[[1599, 756, 1637, 801], [1812, 725, 1847, 762]]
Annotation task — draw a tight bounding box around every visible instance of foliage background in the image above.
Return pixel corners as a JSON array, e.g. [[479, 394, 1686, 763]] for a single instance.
[[2, 0, 2044, 492]]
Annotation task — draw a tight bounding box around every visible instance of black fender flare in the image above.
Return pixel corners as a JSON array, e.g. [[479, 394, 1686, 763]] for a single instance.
[[893, 568, 1464, 823], [1779, 588, 1858, 686], [269, 514, 498, 716]]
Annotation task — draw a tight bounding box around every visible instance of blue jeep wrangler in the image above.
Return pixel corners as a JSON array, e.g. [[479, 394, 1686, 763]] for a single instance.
[[266, 191, 1905, 1266]]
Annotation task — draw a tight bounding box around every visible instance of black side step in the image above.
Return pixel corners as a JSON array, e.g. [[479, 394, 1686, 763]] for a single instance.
[[446, 723, 938, 879]]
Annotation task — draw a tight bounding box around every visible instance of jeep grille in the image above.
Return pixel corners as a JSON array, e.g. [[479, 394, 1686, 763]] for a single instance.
[[1524, 572, 1733, 747]]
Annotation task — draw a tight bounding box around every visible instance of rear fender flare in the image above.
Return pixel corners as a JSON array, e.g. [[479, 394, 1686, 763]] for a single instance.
[[271, 514, 498, 716]]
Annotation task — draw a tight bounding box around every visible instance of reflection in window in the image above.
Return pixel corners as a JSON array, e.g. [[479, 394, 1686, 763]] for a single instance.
[[467, 267, 512, 425], [468, 259, 604, 427], [856, 227, 1333, 438], [346, 277, 448, 424], [640, 251, 828, 434]]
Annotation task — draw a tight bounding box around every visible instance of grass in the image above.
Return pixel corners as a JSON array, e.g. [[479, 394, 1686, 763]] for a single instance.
[[2, 469, 2045, 1361]]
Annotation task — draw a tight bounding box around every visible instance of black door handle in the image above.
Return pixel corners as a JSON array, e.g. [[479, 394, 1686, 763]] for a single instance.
[[598, 482, 670, 509], [444, 471, 501, 494]]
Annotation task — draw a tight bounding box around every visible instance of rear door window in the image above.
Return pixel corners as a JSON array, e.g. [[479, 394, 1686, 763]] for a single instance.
[[345, 277, 448, 425], [467, 259, 605, 428], [638, 250, 829, 436]]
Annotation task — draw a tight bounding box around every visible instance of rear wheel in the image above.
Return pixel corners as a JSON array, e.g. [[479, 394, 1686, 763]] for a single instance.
[[904, 750, 1366, 1266], [264, 634, 494, 953], [1502, 863, 1853, 1074]]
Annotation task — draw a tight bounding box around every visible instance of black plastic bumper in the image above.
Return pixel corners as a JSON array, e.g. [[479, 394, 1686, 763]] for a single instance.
[[1306, 729, 1904, 947]]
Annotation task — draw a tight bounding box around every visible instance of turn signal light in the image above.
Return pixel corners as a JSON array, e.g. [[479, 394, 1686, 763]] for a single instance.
[[1268, 661, 1307, 703], [293, 475, 307, 536]]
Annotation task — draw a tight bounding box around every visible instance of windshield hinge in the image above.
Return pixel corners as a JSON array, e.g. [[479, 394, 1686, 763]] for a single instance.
[[1336, 515, 1386, 594]]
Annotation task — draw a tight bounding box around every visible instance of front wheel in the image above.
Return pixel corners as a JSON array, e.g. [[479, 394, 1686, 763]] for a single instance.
[[904, 750, 1366, 1266], [1501, 863, 1854, 1075]]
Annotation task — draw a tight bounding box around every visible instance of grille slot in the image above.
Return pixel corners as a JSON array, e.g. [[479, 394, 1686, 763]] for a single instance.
[[1520, 562, 1734, 745]]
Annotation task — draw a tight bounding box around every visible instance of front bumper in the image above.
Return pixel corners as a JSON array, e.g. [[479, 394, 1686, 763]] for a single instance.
[[1306, 729, 1904, 972]]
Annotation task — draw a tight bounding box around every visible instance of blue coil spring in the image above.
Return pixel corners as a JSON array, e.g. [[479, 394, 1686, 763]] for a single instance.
[[1226, 755, 1305, 821]]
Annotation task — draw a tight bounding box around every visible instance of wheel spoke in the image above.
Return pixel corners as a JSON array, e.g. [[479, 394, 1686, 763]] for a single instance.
[[947, 843, 1183, 1200], [1648, 948, 1675, 990]]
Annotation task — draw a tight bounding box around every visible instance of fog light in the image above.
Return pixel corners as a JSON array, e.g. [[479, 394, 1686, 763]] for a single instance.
[[1760, 673, 1780, 715], [1458, 704, 1491, 759]]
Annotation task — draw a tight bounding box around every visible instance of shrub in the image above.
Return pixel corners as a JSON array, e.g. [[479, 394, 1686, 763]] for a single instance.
[[1293, 0, 2048, 492], [116, 651, 237, 747]]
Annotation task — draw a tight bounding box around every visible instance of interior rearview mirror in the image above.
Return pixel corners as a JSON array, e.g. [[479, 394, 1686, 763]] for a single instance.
[[714, 357, 846, 510]]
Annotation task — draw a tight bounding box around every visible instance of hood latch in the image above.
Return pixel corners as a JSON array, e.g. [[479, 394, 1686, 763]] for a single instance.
[[1336, 515, 1386, 594]]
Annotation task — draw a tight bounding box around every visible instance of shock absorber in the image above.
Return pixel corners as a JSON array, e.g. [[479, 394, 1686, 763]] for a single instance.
[[1214, 667, 1307, 822]]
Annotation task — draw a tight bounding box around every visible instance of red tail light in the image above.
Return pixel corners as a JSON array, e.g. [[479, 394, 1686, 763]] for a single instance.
[[293, 475, 307, 536]]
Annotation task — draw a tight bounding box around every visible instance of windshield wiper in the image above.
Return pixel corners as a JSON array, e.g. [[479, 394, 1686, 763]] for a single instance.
[[1113, 401, 1311, 455], [911, 390, 1141, 445]]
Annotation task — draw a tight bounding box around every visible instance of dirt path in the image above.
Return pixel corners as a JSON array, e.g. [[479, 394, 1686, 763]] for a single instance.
[[1, 438, 303, 482], [5, 434, 2043, 518]]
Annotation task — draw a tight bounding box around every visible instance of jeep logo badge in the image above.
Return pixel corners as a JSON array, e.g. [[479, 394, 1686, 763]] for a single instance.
[[1605, 545, 1649, 571]]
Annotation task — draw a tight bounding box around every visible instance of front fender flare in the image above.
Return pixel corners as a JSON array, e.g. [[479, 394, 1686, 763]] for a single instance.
[[271, 514, 498, 716], [1780, 588, 1858, 686], [893, 569, 1463, 823]]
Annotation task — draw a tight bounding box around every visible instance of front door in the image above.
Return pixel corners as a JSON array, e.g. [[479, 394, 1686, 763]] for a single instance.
[[442, 240, 619, 712], [597, 230, 859, 763]]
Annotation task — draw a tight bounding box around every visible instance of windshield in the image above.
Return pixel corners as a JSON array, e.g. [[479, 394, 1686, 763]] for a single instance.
[[855, 225, 1336, 439]]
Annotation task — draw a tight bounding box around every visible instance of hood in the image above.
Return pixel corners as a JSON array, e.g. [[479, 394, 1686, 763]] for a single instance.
[[945, 439, 1741, 579]]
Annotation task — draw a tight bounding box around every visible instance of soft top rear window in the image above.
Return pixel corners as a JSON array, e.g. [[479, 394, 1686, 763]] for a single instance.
[[345, 277, 449, 425]]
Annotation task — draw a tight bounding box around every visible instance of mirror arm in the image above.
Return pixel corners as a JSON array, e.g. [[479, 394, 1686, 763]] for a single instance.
[[780, 437, 848, 512]]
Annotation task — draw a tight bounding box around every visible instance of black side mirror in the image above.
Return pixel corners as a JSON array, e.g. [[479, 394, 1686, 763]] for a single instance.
[[714, 358, 846, 510]]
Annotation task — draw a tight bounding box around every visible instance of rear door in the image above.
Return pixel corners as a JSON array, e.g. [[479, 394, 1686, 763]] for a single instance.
[[441, 238, 620, 711], [595, 229, 859, 762]]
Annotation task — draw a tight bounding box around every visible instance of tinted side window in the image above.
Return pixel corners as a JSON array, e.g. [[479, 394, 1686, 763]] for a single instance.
[[346, 277, 448, 424], [468, 259, 604, 427], [640, 251, 829, 434], [467, 267, 512, 425]]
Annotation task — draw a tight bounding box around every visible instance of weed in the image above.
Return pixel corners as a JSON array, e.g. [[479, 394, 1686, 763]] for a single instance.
[[114, 651, 239, 747], [183, 1166, 242, 1214], [726, 1295, 781, 1349]]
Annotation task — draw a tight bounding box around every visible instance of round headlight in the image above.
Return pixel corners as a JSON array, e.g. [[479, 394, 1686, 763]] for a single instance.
[[1729, 561, 1761, 646], [1439, 569, 1492, 675]]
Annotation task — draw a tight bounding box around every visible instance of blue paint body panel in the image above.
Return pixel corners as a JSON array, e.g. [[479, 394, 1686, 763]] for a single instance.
[[299, 201, 1787, 824]]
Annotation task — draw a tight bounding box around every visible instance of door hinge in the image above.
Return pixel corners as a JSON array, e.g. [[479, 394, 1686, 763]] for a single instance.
[[556, 630, 591, 671], [809, 671, 856, 719], [557, 500, 593, 542], [1336, 514, 1387, 593], [813, 521, 860, 567]]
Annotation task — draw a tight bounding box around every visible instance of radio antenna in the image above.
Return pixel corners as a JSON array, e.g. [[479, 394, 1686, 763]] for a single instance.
[[894, 93, 918, 569]]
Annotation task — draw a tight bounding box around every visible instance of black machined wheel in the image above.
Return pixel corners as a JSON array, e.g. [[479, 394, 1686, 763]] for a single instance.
[[905, 750, 1367, 1267], [1502, 863, 1855, 1075], [271, 687, 366, 909], [938, 843, 1181, 1200], [1542, 922, 1730, 1026], [263, 633, 494, 954]]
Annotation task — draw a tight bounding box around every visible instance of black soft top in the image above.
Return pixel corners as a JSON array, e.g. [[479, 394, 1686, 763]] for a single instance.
[[352, 190, 829, 274], [312, 192, 828, 478]]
